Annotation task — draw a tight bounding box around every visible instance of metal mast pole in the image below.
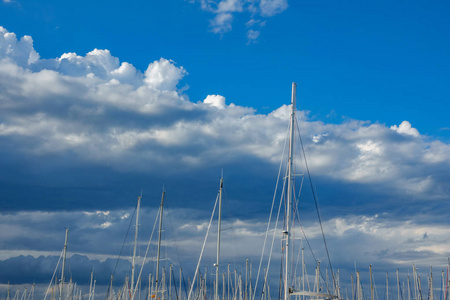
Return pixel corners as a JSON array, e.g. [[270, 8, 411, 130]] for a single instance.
[[370, 265, 374, 300], [131, 195, 141, 295], [60, 228, 69, 300], [89, 271, 94, 300], [180, 268, 182, 300], [156, 190, 166, 298], [387, 273, 389, 300], [216, 177, 224, 300], [284, 82, 297, 300], [430, 267, 433, 300]]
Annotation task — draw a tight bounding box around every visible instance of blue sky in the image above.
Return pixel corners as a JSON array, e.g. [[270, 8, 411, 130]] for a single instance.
[[0, 0, 450, 299]]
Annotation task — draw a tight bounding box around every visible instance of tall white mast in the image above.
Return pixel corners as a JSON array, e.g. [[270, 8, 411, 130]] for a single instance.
[[284, 82, 297, 300], [215, 176, 224, 300], [131, 195, 141, 294], [156, 190, 166, 297], [60, 228, 69, 300]]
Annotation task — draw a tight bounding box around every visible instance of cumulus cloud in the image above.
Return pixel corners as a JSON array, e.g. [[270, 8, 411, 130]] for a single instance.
[[203, 94, 226, 109], [0, 27, 39, 66], [144, 58, 186, 90], [390, 120, 420, 137], [0, 26, 449, 208], [192, 0, 288, 42]]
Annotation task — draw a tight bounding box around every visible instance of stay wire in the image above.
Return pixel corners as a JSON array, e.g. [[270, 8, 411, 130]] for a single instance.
[[131, 206, 160, 300], [165, 199, 189, 298], [114, 205, 137, 277], [223, 182, 239, 275], [104, 203, 137, 300], [253, 121, 290, 300], [292, 191, 329, 292], [187, 193, 219, 300], [295, 117, 337, 292]]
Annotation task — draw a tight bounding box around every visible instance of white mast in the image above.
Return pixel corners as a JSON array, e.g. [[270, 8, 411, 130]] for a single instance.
[[60, 228, 69, 300], [284, 82, 297, 300], [89, 271, 94, 300], [131, 195, 142, 294], [215, 176, 224, 300], [156, 190, 166, 298]]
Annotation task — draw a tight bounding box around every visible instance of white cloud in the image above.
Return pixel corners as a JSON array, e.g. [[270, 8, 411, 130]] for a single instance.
[[203, 94, 226, 109], [1, 208, 450, 288], [99, 221, 112, 229], [246, 29, 260, 43], [210, 12, 234, 34], [144, 58, 186, 90], [191, 1, 288, 41], [259, 0, 288, 17], [0, 27, 39, 67], [217, 0, 244, 13], [322, 215, 450, 266], [245, 19, 266, 28], [390, 120, 420, 137]]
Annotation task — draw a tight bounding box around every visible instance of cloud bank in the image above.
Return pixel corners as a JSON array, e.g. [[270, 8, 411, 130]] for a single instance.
[[0, 26, 449, 210]]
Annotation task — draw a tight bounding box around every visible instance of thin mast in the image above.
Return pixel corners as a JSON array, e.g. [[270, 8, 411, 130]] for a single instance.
[[284, 82, 297, 300], [60, 228, 69, 300], [370, 265, 374, 300], [215, 176, 224, 300], [89, 271, 94, 300], [156, 190, 166, 297], [131, 195, 142, 294]]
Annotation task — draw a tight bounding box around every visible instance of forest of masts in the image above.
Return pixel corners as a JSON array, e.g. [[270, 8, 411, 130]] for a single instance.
[[4, 261, 450, 300]]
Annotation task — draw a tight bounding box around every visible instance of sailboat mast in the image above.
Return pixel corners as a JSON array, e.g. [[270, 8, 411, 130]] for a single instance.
[[284, 82, 297, 300], [156, 190, 166, 296], [215, 177, 224, 300], [60, 228, 69, 300], [131, 195, 141, 294]]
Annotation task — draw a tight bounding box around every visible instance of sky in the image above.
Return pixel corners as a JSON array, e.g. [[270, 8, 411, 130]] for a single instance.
[[0, 0, 449, 299]]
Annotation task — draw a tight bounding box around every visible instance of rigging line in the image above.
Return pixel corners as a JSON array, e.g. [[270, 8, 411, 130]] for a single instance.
[[187, 193, 219, 300], [113, 204, 138, 277], [165, 200, 189, 297], [294, 211, 318, 274], [293, 197, 335, 294], [172, 266, 179, 300], [291, 193, 329, 294], [181, 268, 189, 298], [104, 202, 138, 300], [291, 186, 321, 279], [223, 184, 239, 274], [253, 121, 290, 300], [293, 237, 304, 288], [262, 167, 287, 300], [278, 255, 283, 300], [295, 117, 337, 292], [43, 249, 64, 300], [131, 206, 160, 300], [292, 176, 305, 283]]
